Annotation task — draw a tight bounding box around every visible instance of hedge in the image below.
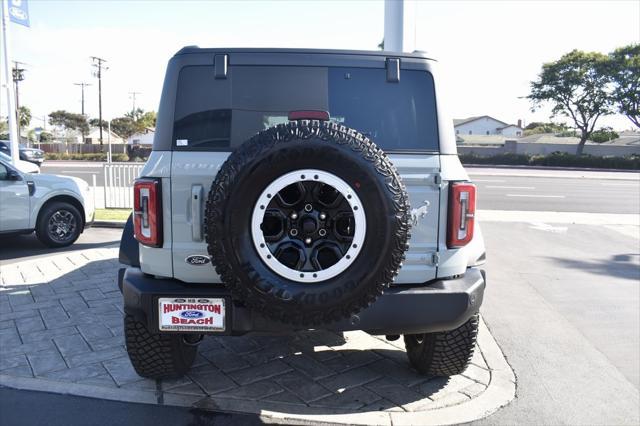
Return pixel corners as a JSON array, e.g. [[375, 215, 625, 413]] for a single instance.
[[45, 152, 130, 162], [459, 152, 640, 170]]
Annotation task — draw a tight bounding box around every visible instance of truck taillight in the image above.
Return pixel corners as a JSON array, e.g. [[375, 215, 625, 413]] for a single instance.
[[447, 182, 476, 248], [134, 178, 162, 247]]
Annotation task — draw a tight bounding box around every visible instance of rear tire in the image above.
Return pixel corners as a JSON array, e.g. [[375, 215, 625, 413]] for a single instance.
[[404, 314, 479, 376], [124, 314, 198, 379]]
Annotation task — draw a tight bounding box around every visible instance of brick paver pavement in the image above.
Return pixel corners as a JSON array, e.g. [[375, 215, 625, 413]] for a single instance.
[[0, 248, 515, 425]]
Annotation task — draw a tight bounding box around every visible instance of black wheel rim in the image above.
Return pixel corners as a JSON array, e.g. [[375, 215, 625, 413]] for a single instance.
[[47, 210, 77, 243]]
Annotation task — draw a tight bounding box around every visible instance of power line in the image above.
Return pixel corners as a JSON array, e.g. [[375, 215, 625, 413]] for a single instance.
[[91, 56, 108, 145], [73, 82, 91, 117]]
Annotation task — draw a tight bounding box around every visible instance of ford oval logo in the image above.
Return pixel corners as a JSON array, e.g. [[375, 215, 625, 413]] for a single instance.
[[185, 255, 211, 265], [180, 311, 204, 319]]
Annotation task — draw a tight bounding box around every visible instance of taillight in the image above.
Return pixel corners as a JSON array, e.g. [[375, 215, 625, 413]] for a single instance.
[[134, 178, 162, 247], [447, 182, 476, 248]]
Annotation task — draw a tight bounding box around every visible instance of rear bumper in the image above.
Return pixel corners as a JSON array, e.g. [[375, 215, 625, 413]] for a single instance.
[[119, 267, 485, 336]]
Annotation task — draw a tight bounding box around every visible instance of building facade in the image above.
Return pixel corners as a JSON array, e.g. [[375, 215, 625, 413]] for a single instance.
[[454, 116, 523, 138]]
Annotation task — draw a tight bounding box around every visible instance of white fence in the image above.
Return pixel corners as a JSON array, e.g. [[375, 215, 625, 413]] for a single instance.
[[103, 163, 144, 208]]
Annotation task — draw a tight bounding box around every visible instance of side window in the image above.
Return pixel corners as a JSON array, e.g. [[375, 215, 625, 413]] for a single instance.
[[173, 66, 232, 150], [0, 163, 8, 180], [328, 68, 439, 151]]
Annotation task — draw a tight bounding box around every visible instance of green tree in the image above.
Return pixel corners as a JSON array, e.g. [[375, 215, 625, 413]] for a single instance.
[[39, 131, 54, 143], [125, 108, 145, 122], [18, 106, 31, 128], [527, 50, 612, 155], [523, 121, 569, 136], [137, 111, 156, 130], [116, 109, 156, 137], [589, 126, 619, 143], [88, 118, 109, 129], [607, 44, 639, 128], [110, 117, 136, 139], [48, 110, 89, 134]]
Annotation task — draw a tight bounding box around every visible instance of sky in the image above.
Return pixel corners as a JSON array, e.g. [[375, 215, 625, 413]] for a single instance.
[[2, 0, 639, 131]]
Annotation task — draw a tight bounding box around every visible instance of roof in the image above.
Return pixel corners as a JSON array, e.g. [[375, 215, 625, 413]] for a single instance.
[[453, 116, 481, 126], [497, 124, 523, 130], [174, 46, 436, 61], [453, 115, 509, 128], [87, 127, 123, 140]]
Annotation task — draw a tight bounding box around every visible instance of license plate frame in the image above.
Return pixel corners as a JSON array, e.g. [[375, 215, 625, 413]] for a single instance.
[[158, 297, 226, 332]]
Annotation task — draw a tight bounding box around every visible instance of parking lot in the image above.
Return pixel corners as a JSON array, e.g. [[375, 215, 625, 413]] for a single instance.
[[1, 166, 639, 425]]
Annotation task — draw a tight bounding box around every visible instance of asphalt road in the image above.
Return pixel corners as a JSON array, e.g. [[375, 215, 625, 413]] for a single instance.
[[2, 164, 639, 424], [0, 387, 261, 426], [473, 174, 639, 214], [473, 220, 639, 425], [42, 162, 640, 214]]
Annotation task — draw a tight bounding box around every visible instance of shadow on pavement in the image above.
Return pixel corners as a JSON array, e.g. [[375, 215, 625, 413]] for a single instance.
[[546, 253, 640, 281], [0, 232, 120, 261]]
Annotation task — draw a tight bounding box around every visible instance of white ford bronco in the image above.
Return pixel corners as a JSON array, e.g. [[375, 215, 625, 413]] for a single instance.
[[118, 48, 486, 379]]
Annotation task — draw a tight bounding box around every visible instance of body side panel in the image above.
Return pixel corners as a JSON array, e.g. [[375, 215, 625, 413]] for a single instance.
[[138, 151, 174, 278]]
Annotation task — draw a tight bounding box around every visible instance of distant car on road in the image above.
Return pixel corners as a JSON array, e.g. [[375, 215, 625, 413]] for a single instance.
[[0, 151, 40, 174], [0, 140, 45, 166], [0, 156, 94, 247]]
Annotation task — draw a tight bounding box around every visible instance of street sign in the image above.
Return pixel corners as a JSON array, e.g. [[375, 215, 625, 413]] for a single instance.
[[8, 0, 29, 27]]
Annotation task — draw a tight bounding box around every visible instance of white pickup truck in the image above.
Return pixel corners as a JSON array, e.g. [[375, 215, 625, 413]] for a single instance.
[[0, 156, 95, 247]]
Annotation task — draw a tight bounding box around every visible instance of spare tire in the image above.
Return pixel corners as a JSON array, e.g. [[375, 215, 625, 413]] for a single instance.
[[205, 121, 410, 326]]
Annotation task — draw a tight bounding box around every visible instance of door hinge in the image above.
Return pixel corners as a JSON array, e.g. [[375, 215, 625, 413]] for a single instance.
[[433, 174, 442, 187], [430, 252, 440, 266]]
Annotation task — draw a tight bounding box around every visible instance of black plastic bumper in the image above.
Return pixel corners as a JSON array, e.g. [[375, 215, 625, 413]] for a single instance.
[[119, 267, 485, 336]]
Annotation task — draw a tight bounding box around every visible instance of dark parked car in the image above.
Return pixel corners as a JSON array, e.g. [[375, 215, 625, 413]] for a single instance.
[[0, 141, 45, 166]]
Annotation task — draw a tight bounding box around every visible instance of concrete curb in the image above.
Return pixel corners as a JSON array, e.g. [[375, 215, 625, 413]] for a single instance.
[[92, 220, 126, 229]]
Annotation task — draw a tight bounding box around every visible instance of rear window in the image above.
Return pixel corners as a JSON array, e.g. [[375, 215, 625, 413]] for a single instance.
[[173, 66, 439, 152]]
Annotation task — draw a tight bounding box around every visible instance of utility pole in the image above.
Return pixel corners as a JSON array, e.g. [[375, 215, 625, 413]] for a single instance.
[[91, 56, 107, 146], [73, 82, 91, 116], [12, 61, 26, 139], [1, 0, 20, 165], [129, 91, 141, 119]]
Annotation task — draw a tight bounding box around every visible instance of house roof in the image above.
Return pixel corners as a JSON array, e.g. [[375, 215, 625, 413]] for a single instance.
[[453, 116, 482, 126], [496, 124, 523, 130], [87, 127, 123, 140], [453, 115, 510, 128]]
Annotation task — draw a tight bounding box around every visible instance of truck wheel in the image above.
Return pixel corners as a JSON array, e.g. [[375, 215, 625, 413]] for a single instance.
[[404, 314, 479, 376], [205, 121, 411, 326], [36, 202, 83, 248], [124, 314, 198, 379]]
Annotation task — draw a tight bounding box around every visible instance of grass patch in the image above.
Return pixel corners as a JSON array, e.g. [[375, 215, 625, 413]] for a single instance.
[[94, 208, 131, 222]]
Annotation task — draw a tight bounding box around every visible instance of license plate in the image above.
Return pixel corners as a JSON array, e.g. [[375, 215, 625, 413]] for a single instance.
[[158, 297, 225, 332]]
